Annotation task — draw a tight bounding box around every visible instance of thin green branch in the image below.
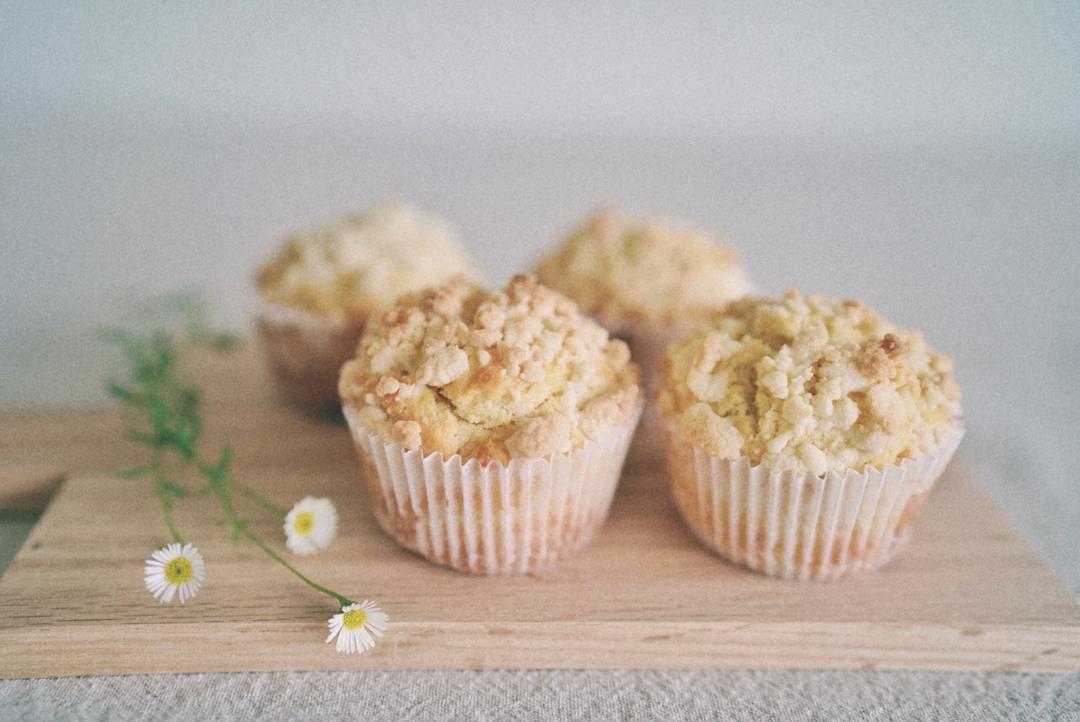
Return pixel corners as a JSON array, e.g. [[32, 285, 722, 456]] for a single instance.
[[203, 460, 350, 607], [234, 481, 288, 517], [239, 525, 352, 608], [151, 449, 185, 543], [160, 499, 184, 544], [105, 314, 353, 611]]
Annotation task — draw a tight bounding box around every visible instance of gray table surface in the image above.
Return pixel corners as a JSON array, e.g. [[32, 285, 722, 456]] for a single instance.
[[3, 121, 1079, 718]]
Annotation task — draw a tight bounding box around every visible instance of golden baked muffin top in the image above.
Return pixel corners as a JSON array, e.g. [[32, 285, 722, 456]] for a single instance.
[[535, 208, 751, 324], [656, 290, 961, 476], [256, 202, 473, 320], [340, 274, 641, 463]]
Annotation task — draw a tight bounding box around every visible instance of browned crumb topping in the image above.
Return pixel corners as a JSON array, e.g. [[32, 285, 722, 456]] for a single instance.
[[536, 208, 751, 324], [657, 290, 961, 475], [256, 202, 473, 320], [340, 274, 641, 462]]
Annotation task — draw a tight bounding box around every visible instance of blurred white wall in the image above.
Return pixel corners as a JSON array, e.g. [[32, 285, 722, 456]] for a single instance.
[[2, 3, 1080, 590], [4, 3, 1079, 142]]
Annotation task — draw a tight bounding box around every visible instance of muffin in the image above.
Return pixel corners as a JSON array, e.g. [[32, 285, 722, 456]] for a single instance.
[[340, 273, 643, 574], [255, 202, 474, 406], [657, 290, 963, 580], [536, 208, 751, 461]]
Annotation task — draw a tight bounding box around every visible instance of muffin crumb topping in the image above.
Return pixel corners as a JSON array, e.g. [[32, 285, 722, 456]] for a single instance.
[[536, 208, 751, 323], [340, 274, 641, 462], [256, 202, 473, 320], [657, 290, 961, 475]]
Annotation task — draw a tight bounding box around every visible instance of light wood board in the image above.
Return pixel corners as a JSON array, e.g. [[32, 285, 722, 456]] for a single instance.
[[0, 346, 1077, 677]]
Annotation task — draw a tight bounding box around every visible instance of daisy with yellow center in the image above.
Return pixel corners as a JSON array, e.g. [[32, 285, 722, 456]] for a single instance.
[[326, 600, 388, 654], [144, 542, 206, 604], [284, 497, 338, 555]]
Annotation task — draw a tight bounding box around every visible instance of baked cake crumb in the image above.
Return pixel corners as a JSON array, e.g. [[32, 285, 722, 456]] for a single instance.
[[657, 290, 961, 475], [340, 274, 641, 462], [536, 208, 751, 323], [256, 202, 473, 320]]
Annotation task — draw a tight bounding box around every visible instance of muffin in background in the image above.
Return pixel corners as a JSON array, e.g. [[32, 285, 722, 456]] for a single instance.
[[340, 273, 642, 575], [254, 202, 474, 407], [536, 208, 751, 462], [657, 290, 963, 581]]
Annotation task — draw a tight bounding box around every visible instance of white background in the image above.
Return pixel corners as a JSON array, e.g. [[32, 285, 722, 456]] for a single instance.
[[2, 3, 1079, 591]]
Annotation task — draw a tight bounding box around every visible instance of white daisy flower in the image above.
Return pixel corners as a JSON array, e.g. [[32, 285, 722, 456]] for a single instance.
[[326, 600, 388, 654], [284, 497, 338, 555], [144, 542, 206, 604]]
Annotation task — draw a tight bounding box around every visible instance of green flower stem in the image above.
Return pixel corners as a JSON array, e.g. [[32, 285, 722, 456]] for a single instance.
[[206, 473, 351, 609], [234, 481, 288, 518], [151, 449, 184, 544], [160, 500, 184, 544], [106, 318, 356, 613], [239, 523, 352, 609]]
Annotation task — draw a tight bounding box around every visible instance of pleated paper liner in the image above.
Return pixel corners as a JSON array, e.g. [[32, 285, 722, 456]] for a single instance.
[[343, 400, 643, 575], [255, 301, 365, 407], [663, 423, 965, 581]]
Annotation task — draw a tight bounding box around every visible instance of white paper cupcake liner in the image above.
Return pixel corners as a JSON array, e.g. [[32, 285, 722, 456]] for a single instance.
[[663, 423, 965, 581], [598, 315, 696, 466], [343, 401, 643, 575], [254, 301, 365, 407]]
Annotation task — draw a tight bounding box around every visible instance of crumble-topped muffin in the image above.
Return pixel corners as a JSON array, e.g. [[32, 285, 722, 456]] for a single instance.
[[535, 208, 751, 324], [339, 273, 641, 464], [254, 202, 474, 407], [657, 290, 963, 580], [536, 208, 752, 465], [657, 290, 962, 477], [256, 202, 473, 321]]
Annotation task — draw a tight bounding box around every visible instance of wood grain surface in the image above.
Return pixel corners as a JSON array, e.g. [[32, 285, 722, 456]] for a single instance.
[[0, 346, 1077, 677]]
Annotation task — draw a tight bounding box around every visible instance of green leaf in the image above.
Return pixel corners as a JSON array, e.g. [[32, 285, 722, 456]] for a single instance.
[[106, 383, 135, 402], [117, 466, 150, 479], [216, 446, 233, 473], [179, 388, 200, 410], [159, 480, 189, 498], [209, 332, 239, 352], [227, 519, 247, 541], [126, 428, 157, 446]]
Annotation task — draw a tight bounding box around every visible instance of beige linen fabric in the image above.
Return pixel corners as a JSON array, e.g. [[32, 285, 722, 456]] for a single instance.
[[2, 670, 1078, 721]]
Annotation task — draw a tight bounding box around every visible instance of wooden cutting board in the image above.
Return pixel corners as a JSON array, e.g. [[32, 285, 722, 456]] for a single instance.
[[1, 346, 1077, 677]]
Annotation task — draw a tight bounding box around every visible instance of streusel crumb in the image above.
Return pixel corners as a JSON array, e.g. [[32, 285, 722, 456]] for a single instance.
[[657, 290, 961, 475], [256, 202, 473, 320], [340, 274, 641, 462], [536, 208, 751, 324]]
